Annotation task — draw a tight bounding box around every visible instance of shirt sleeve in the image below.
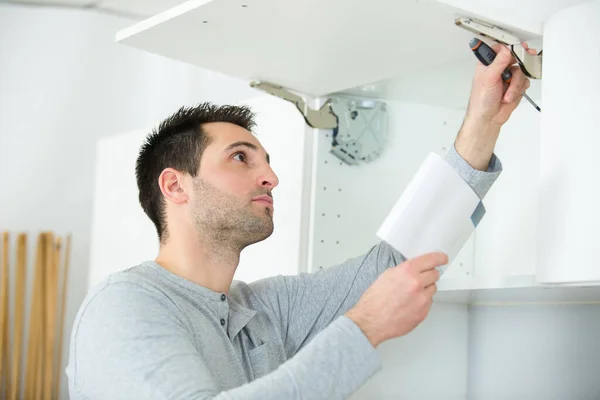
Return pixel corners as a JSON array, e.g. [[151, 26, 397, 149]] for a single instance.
[[248, 241, 402, 359], [444, 144, 503, 199], [67, 280, 381, 400], [247, 145, 503, 358]]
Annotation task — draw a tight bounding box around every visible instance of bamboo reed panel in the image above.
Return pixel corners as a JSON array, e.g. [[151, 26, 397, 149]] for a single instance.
[[23, 233, 42, 398], [9, 233, 27, 400], [26, 232, 46, 399], [1, 231, 72, 400], [35, 233, 50, 400], [53, 234, 71, 400], [0, 232, 10, 396], [42, 235, 59, 400]]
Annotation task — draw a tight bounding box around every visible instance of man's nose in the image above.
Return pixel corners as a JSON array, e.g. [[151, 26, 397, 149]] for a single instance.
[[258, 165, 279, 189]]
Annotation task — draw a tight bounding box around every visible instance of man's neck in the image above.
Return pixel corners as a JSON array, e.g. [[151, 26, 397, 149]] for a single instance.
[[154, 232, 240, 294]]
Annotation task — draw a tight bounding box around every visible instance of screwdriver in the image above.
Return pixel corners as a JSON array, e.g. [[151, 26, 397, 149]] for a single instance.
[[469, 38, 541, 112]]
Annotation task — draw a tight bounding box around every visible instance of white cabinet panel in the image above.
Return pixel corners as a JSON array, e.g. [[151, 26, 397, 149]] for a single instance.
[[115, 0, 479, 97], [474, 99, 542, 283], [309, 100, 475, 284], [537, 0, 600, 285], [114, 0, 588, 98]]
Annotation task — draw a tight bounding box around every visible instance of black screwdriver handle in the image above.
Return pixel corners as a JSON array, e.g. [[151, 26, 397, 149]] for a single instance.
[[469, 38, 512, 83]]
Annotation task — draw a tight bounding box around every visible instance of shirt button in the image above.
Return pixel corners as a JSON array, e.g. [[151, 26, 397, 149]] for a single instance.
[[221, 294, 226, 301], [220, 318, 226, 326]]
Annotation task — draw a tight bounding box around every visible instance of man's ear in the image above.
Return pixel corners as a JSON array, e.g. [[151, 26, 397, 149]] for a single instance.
[[158, 168, 189, 205]]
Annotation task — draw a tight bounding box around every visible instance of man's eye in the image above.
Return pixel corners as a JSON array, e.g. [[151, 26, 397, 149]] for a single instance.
[[233, 152, 246, 162]]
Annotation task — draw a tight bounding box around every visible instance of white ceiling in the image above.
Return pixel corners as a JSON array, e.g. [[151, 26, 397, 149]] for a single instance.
[[6, 0, 591, 26], [2, 0, 188, 19]]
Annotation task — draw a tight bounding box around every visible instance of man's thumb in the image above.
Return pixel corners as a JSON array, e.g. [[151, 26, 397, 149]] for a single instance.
[[488, 44, 515, 77]]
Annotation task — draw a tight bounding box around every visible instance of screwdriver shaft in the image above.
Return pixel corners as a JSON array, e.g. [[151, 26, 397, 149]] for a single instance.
[[522, 92, 541, 112]]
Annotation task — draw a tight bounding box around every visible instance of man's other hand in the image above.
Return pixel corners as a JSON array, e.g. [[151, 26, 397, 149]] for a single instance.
[[345, 252, 448, 347]]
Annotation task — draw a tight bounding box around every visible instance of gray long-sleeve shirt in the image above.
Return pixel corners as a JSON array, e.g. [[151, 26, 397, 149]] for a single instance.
[[66, 145, 502, 400]]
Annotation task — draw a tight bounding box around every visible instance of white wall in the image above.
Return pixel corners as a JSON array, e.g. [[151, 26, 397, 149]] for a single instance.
[[352, 302, 469, 400], [88, 129, 160, 288], [468, 304, 600, 399], [0, 4, 260, 398]]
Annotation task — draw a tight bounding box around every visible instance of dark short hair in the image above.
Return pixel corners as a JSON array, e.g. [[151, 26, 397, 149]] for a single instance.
[[135, 102, 256, 243]]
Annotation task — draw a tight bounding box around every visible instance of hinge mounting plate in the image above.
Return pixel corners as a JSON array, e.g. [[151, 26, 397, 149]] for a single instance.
[[328, 96, 387, 165]]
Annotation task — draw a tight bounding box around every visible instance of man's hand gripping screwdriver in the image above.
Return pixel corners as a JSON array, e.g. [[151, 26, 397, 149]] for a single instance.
[[470, 38, 541, 112]]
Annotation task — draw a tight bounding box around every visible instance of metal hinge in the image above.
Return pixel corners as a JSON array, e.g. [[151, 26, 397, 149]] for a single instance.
[[455, 17, 542, 79], [250, 81, 387, 165]]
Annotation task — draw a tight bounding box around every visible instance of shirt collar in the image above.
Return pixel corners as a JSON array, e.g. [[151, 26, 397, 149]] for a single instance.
[[143, 261, 230, 302], [141, 261, 257, 338]]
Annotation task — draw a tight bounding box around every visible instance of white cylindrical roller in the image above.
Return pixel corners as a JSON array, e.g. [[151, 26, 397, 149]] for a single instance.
[[537, 0, 600, 284]]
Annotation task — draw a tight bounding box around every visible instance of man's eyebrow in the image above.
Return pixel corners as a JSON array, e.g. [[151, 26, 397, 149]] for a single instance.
[[225, 141, 270, 163]]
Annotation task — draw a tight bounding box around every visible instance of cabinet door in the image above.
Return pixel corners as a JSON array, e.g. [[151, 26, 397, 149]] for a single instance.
[[471, 100, 541, 287], [537, 1, 600, 285]]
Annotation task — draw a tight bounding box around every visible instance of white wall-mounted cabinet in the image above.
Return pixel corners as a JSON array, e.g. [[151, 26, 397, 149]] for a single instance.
[[105, 0, 600, 301]]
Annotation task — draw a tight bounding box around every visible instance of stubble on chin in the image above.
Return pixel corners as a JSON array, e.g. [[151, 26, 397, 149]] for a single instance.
[[192, 179, 274, 247]]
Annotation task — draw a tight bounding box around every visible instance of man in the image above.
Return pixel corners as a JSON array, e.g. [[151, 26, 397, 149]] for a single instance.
[[67, 44, 532, 399]]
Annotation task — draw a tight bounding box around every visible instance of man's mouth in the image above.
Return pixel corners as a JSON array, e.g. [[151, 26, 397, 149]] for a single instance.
[[252, 194, 274, 208]]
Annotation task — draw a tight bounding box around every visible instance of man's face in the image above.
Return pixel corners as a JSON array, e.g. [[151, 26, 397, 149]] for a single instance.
[[190, 122, 279, 249]]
